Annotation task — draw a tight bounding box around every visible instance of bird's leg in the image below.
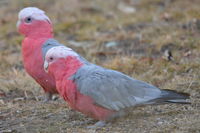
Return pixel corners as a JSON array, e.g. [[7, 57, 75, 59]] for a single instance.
[[86, 110, 126, 129], [43, 92, 53, 102], [86, 121, 106, 129], [108, 110, 126, 121], [71, 119, 93, 127]]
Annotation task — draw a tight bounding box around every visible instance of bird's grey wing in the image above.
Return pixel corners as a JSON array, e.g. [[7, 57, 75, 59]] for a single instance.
[[72, 65, 161, 111]]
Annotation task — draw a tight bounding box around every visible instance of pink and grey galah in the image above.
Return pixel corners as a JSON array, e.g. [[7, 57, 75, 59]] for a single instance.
[[42, 40, 190, 128], [17, 7, 58, 100]]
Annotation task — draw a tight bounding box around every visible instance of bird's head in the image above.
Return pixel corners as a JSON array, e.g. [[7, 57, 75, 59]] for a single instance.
[[17, 7, 53, 38], [43, 45, 79, 73]]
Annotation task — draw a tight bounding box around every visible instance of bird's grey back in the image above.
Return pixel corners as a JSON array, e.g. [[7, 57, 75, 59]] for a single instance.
[[42, 39, 65, 60]]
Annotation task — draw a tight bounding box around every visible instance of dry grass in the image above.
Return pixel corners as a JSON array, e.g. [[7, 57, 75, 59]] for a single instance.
[[0, 0, 200, 133]]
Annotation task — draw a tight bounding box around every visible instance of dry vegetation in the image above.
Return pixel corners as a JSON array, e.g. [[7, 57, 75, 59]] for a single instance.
[[0, 0, 200, 133]]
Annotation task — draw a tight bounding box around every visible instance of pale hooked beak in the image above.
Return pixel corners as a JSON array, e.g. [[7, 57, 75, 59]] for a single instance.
[[43, 60, 49, 73], [16, 20, 20, 27]]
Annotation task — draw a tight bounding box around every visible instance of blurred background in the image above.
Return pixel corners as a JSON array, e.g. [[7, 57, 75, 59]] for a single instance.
[[0, 0, 200, 132]]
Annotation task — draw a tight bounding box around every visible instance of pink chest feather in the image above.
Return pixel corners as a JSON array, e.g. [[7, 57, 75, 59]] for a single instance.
[[22, 38, 57, 93], [52, 57, 114, 120]]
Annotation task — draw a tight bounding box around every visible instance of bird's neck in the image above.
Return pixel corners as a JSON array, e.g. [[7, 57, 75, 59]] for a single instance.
[[27, 29, 53, 39], [22, 37, 51, 58], [26, 21, 54, 39], [49, 56, 83, 81]]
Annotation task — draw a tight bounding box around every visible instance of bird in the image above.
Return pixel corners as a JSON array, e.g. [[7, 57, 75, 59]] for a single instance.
[[42, 39, 190, 128], [17, 7, 58, 101]]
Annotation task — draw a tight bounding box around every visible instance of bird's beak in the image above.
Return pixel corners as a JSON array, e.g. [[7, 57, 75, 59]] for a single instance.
[[43, 60, 49, 73], [16, 20, 20, 28]]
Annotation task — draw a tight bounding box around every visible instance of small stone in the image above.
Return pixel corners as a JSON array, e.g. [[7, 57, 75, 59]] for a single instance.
[[118, 2, 136, 14], [105, 41, 119, 48], [0, 99, 4, 104]]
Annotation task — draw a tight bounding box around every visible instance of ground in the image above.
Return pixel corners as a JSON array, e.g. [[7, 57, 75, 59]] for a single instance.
[[0, 0, 200, 133]]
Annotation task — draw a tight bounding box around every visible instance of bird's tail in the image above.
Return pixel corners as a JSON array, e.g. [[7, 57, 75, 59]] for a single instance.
[[148, 89, 190, 104]]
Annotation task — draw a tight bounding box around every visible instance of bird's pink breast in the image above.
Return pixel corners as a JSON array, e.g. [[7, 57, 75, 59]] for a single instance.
[[51, 57, 114, 120], [22, 38, 57, 93]]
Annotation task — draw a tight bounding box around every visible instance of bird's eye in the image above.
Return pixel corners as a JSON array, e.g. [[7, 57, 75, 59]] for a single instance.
[[49, 57, 54, 61], [25, 17, 32, 23]]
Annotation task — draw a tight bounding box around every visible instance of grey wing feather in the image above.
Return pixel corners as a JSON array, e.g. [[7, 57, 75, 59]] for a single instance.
[[72, 64, 162, 111]]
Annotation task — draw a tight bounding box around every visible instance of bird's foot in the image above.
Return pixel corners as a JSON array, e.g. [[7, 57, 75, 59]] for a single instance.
[[42, 92, 58, 102], [71, 119, 93, 127], [87, 121, 106, 129], [43, 92, 53, 102]]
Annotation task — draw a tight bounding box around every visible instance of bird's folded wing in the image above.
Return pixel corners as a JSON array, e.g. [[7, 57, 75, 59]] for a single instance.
[[72, 65, 161, 111]]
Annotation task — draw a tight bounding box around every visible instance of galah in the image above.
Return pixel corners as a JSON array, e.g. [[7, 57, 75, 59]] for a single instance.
[[17, 7, 58, 100], [42, 40, 190, 128]]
